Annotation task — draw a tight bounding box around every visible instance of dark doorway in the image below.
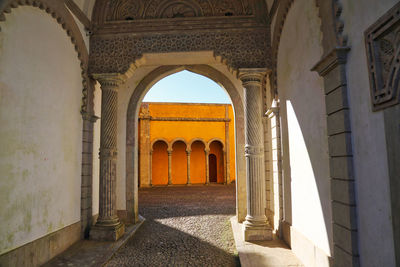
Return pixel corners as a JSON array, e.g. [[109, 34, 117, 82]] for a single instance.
[[209, 154, 218, 183]]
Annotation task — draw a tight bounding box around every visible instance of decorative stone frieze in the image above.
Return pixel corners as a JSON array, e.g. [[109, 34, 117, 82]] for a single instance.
[[103, 0, 254, 21], [365, 2, 400, 111], [90, 73, 127, 241], [239, 68, 272, 241], [89, 29, 269, 74]]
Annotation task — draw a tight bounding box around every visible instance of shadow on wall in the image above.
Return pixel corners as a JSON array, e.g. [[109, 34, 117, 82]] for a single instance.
[[281, 98, 332, 253]]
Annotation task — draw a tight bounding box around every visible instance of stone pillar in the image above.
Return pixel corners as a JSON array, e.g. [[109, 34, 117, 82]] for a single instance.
[[205, 148, 210, 185], [139, 105, 151, 187], [168, 149, 173, 185], [239, 68, 272, 241], [223, 150, 227, 184], [186, 149, 191, 185], [149, 150, 153, 187], [225, 106, 231, 184], [90, 74, 126, 241], [266, 99, 283, 234]]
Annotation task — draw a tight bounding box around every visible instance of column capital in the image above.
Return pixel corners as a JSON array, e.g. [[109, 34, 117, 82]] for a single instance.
[[238, 68, 270, 87], [186, 149, 192, 155], [205, 148, 210, 154], [81, 111, 100, 122], [92, 73, 128, 91]]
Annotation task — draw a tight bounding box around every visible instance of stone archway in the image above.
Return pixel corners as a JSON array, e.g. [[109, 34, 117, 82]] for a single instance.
[[125, 64, 247, 224], [89, 0, 272, 243]]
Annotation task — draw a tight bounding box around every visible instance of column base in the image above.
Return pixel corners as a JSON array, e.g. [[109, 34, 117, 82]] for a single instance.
[[243, 222, 272, 241], [90, 222, 125, 241]]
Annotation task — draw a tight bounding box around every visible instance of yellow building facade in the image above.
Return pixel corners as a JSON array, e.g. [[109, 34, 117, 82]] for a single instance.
[[139, 102, 236, 186]]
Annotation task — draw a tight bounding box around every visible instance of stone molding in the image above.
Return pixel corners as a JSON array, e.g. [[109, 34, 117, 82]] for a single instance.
[[0, 0, 91, 116], [93, 73, 128, 91], [239, 68, 269, 86], [365, 1, 400, 111], [311, 47, 351, 76]]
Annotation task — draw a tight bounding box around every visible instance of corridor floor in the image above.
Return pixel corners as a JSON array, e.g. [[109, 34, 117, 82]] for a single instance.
[[106, 184, 240, 267]]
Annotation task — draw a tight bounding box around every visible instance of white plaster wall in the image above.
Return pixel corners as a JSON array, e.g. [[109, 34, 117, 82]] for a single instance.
[[277, 0, 332, 266], [341, 0, 397, 266], [0, 7, 83, 254], [92, 82, 101, 216]]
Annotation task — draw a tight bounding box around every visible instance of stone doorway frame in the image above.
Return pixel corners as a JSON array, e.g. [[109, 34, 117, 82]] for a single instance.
[[125, 64, 247, 224]]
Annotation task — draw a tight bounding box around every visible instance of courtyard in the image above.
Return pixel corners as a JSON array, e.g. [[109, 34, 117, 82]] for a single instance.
[[107, 185, 240, 266]]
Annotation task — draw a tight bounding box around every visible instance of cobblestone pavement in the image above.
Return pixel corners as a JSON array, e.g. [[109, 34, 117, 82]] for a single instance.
[[106, 184, 240, 267]]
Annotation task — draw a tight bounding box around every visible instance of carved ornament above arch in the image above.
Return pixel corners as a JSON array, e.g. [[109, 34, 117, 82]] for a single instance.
[[95, 0, 253, 22]]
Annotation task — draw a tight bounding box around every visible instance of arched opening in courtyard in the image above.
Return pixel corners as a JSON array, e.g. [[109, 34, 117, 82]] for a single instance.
[[137, 70, 236, 188]]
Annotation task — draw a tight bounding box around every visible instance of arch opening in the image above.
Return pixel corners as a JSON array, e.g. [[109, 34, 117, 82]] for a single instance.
[[126, 63, 246, 224]]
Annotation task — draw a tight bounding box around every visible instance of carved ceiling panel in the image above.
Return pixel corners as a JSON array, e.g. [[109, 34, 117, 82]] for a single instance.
[[104, 0, 253, 21]]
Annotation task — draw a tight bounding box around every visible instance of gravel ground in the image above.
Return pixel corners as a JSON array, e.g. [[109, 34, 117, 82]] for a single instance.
[[106, 184, 240, 267]]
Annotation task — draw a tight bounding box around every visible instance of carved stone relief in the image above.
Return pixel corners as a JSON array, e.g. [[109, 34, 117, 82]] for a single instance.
[[365, 2, 400, 111], [104, 0, 253, 21], [89, 29, 269, 74]]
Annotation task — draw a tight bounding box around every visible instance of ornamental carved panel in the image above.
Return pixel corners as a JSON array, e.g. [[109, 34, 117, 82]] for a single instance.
[[365, 2, 400, 111], [103, 0, 253, 21], [89, 29, 269, 74], [89, 0, 269, 74]]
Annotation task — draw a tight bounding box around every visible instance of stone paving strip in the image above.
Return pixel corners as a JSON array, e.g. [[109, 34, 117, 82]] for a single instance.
[[106, 184, 240, 267]]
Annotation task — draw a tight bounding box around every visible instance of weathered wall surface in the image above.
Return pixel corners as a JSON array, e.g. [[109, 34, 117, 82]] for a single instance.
[[277, 0, 332, 266], [0, 7, 82, 254], [341, 0, 397, 265]]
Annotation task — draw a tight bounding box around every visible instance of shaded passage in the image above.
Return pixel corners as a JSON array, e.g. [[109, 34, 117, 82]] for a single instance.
[[106, 185, 240, 266]]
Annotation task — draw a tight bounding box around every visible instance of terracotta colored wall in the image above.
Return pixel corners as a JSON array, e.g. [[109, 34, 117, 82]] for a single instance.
[[190, 141, 206, 184], [171, 141, 188, 184], [210, 141, 224, 183], [139, 103, 236, 186], [152, 141, 168, 185]]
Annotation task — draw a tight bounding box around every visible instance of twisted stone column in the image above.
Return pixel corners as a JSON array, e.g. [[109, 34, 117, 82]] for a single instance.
[[168, 149, 173, 185], [205, 148, 210, 185], [239, 68, 272, 241], [90, 73, 126, 241], [186, 149, 191, 185]]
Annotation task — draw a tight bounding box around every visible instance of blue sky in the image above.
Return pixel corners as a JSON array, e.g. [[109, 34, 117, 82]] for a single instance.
[[143, 70, 232, 104]]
